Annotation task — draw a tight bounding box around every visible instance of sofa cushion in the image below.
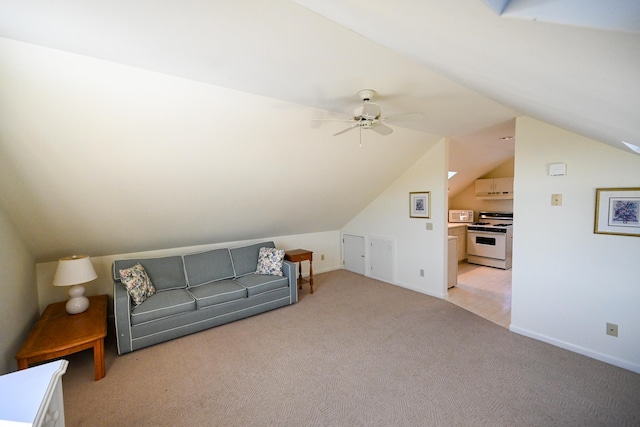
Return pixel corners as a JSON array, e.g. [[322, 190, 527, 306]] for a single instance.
[[130, 289, 196, 326], [184, 248, 235, 288], [188, 279, 247, 309], [255, 247, 285, 276], [234, 274, 289, 297], [119, 263, 156, 306], [113, 256, 187, 291], [230, 241, 275, 277]]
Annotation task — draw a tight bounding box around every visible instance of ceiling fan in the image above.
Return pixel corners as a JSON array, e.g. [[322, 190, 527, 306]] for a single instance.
[[316, 89, 422, 146]]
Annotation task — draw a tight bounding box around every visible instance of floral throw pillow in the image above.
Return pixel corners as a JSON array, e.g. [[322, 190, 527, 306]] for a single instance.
[[119, 263, 156, 305], [255, 247, 285, 276]]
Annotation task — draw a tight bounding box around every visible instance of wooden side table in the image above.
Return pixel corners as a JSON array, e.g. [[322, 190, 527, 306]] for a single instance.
[[16, 294, 108, 381], [284, 249, 314, 294]]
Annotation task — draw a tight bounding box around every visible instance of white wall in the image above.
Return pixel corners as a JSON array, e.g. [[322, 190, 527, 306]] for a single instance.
[[342, 138, 449, 297], [0, 207, 39, 374], [35, 230, 342, 312], [511, 117, 640, 373]]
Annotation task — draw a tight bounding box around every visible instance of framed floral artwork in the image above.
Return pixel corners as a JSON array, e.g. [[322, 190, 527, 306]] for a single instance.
[[594, 187, 640, 237], [410, 192, 430, 218]]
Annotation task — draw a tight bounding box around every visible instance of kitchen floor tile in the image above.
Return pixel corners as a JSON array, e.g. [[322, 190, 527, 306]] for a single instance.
[[447, 261, 511, 328]]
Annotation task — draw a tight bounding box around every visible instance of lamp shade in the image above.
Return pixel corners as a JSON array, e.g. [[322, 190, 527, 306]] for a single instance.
[[53, 255, 97, 287], [53, 255, 97, 314]]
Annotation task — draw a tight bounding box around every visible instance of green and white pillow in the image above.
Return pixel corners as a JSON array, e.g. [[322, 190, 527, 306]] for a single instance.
[[120, 263, 156, 305]]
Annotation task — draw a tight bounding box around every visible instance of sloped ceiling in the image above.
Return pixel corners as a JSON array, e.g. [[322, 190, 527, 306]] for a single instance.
[[295, 0, 640, 152], [0, 0, 637, 262], [484, 0, 640, 33]]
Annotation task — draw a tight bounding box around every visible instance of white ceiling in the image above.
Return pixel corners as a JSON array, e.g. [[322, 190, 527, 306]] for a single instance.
[[484, 0, 640, 33], [0, 0, 638, 261], [294, 0, 640, 152]]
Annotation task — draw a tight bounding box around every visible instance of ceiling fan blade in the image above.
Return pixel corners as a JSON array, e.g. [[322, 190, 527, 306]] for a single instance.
[[314, 118, 356, 122], [371, 122, 393, 136], [334, 124, 360, 136]]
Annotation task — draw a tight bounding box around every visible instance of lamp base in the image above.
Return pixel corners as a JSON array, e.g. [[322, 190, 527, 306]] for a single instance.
[[66, 284, 90, 314]]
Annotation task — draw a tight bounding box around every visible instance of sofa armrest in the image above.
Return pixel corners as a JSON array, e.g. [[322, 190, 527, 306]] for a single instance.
[[113, 281, 133, 354], [282, 260, 298, 304]]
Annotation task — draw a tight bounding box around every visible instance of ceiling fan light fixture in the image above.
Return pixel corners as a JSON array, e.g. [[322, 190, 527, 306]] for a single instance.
[[354, 102, 381, 120]]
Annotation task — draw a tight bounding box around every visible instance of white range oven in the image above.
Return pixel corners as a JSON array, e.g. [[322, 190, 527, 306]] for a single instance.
[[467, 212, 513, 270]]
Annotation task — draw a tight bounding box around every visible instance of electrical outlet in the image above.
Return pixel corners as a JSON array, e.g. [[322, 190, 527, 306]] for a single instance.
[[551, 194, 562, 206], [420, 269, 424, 277], [606, 322, 618, 337]]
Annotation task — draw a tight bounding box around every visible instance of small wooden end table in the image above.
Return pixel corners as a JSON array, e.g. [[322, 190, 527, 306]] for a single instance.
[[16, 294, 108, 381], [285, 249, 314, 294]]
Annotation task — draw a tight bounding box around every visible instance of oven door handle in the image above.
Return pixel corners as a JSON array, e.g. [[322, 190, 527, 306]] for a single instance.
[[468, 231, 505, 235]]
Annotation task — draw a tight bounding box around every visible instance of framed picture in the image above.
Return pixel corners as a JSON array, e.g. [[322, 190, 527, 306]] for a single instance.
[[594, 187, 640, 237], [410, 192, 430, 218]]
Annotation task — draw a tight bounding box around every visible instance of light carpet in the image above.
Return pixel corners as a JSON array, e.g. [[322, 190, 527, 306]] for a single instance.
[[61, 270, 640, 426]]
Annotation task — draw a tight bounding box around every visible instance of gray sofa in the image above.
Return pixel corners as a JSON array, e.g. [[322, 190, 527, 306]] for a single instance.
[[112, 241, 297, 354]]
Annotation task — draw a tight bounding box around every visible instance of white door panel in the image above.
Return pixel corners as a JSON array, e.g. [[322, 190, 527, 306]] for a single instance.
[[343, 234, 365, 275], [370, 237, 394, 283]]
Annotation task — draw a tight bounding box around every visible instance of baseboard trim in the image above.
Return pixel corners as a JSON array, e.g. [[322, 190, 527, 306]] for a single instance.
[[510, 325, 640, 374], [315, 266, 342, 275], [390, 280, 446, 299], [341, 268, 445, 299]]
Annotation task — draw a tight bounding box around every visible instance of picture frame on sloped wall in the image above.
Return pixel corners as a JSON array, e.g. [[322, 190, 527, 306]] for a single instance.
[[594, 187, 640, 237], [410, 191, 430, 219]]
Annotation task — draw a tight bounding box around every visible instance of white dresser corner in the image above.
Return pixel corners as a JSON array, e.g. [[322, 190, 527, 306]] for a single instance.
[[0, 359, 68, 427]]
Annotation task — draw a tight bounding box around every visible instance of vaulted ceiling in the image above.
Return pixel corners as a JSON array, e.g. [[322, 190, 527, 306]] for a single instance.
[[0, 0, 638, 262]]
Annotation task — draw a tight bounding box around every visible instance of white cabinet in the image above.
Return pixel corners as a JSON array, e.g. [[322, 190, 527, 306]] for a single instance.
[[0, 360, 68, 426], [447, 236, 458, 289], [475, 177, 513, 199], [448, 225, 467, 261]]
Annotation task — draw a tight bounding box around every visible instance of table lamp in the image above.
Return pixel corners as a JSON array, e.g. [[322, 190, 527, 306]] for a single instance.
[[53, 255, 98, 314]]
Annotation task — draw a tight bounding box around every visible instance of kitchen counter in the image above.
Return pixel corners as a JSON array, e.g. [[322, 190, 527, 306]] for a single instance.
[[448, 223, 469, 229]]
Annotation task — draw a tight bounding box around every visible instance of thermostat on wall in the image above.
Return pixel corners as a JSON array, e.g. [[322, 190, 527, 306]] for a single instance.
[[548, 163, 566, 176]]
